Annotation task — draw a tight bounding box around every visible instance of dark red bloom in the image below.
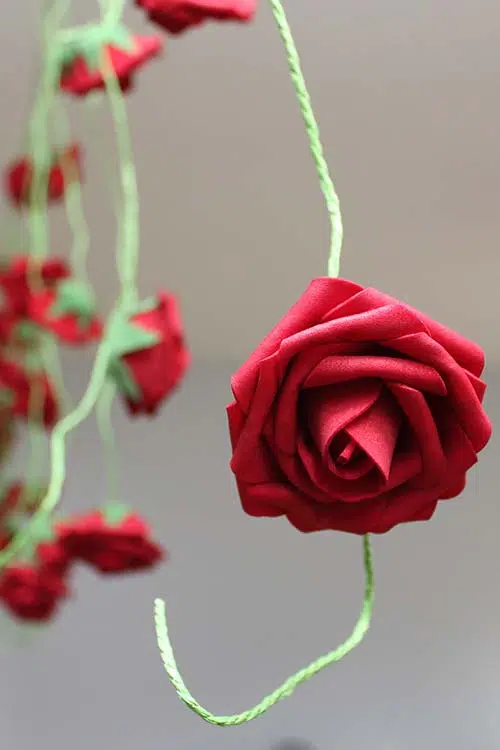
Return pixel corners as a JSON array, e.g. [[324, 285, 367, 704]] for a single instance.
[[137, 0, 256, 33], [28, 279, 103, 345], [0, 256, 69, 317], [228, 278, 492, 535], [60, 33, 163, 96], [0, 563, 68, 621], [108, 292, 189, 416], [0, 359, 59, 427], [58, 508, 164, 574], [5, 145, 82, 207]]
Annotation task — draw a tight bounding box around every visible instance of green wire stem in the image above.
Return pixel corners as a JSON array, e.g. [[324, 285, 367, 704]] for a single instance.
[[153, 0, 368, 726], [268, 0, 343, 278], [154, 535, 373, 725]]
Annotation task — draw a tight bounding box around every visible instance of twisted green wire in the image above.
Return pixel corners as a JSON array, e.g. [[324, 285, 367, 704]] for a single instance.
[[268, 0, 343, 277], [153, 0, 370, 726], [155, 535, 373, 726]]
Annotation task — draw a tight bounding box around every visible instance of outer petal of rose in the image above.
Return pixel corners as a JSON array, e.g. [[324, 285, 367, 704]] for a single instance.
[[333, 284, 486, 378], [237, 481, 293, 518], [389, 333, 491, 451], [281, 304, 426, 363], [280, 483, 440, 534], [228, 401, 285, 485], [304, 355, 447, 396], [231, 278, 363, 412]]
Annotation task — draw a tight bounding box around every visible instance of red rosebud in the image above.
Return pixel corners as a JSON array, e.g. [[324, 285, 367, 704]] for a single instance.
[[58, 508, 164, 574], [0, 564, 68, 621], [0, 358, 59, 427], [60, 34, 163, 97], [28, 280, 103, 346], [228, 278, 492, 535], [0, 256, 69, 317], [108, 292, 189, 416], [5, 145, 82, 207], [137, 0, 256, 33]]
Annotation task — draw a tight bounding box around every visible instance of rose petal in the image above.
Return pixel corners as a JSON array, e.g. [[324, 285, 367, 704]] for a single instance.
[[304, 355, 447, 396], [231, 278, 363, 411]]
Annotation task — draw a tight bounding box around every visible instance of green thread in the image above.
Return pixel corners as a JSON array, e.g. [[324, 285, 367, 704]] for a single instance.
[[53, 101, 91, 283], [0, 336, 112, 567], [154, 535, 373, 725], [101, 52, 140, 312], [96, 379, 119, 506], [153, 0, 363, 725], [268, 0, 343, 279]]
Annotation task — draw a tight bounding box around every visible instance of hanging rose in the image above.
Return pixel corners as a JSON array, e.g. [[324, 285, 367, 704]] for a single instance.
[[107, 292, 189, 416], [136, 0, 256, 33], [0, 358, 60, 427], [0, 562, 69, 621], [0, 256, 69, 317], [0, 515, 71, 621], [4, 145, 82, 207], [28, 279, 103, 345], [58, 24, 163, 96], [57, 506, 164, 574], [227, 278, 492, 535]]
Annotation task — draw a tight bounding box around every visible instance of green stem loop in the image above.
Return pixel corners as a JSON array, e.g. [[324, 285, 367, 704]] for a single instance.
[[154, 535, 374, 726]]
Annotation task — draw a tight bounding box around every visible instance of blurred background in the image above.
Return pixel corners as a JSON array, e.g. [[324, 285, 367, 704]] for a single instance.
[[0, 0, 500, 748]]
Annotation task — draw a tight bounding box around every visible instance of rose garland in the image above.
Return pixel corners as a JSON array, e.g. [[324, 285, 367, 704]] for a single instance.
[[153, 0, 492, 728], [0, 0, 492, 731]]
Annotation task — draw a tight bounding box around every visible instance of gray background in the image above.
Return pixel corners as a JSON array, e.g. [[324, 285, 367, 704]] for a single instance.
[[0, 0, 499, 748]]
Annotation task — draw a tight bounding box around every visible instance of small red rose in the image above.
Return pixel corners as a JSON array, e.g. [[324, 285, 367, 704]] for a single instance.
[[59, 28, 163, 96], [58, 507, 164, 574], [0, 359, 59, 427], [28, 279, 103, 345], [228, 278, 492, 535], [108, 292, 189, 416], [137, 0, 256, 33], [0, 256, 69, 317], [5, 145, 82, 207], [0, 563, 68, 621]]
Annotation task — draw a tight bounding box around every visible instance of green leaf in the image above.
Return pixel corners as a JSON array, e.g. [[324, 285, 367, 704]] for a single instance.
[[58, 23, 136, 72], [107, 315, 160, 358], [102, 503, 130, 526], [49, 279, 97, 328], [108, 359, 142, 402]]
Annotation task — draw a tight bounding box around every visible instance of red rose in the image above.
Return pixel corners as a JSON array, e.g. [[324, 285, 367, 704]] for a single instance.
[[28, 279, 103, 345], [137, 0, 256, 33], [4, 145, 82, 207], [59, 32, 163, 96], [108, 292, 189, 415], [0, 359, 59, 427], [58, 508, 164, 574], [227, 278, 492, 535], [0, 256, 69, 317], [0, 564, 68, 621]]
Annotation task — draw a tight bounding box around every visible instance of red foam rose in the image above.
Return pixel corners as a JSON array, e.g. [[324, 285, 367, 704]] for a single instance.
[[58, 510, 164, 574], [60, 35, 163, 96], [110, 292, 189, 416], [28, 288, 103, 345], [137, 0, 256, 33], [0, 563, 68, 621], [0, 256, 69, 317], [227, 278, 492, 535], [0, 359, 59, 427], [4, 145, 82, 207]]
